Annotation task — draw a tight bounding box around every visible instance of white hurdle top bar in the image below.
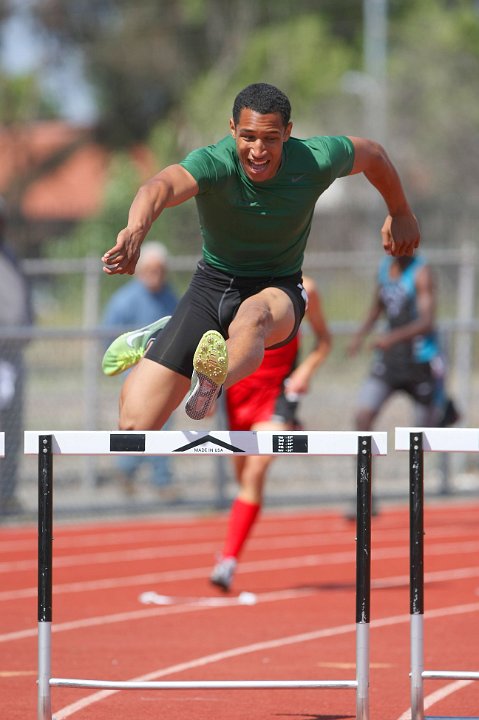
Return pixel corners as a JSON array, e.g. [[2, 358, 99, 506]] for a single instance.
[[0, 432, 4, 456], [395, 427, 479, 453], [25, 430, 387, 456]]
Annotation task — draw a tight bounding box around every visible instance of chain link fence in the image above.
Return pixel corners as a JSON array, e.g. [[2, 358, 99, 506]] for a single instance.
[[2, 247, 479, 521]]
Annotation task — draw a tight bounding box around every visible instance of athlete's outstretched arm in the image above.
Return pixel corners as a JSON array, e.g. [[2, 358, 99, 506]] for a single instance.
[[372, 265, 435, 352], [284, 276, 332, 395], [347, 137, 420, 258], [102, 164, 199, 276]]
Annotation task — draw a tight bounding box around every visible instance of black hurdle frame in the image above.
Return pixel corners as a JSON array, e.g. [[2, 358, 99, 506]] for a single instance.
[[408, 430, 479, 720], [37, 433, 373, 720], [38, 435, 53, 720], [409, 431, 425, 720]]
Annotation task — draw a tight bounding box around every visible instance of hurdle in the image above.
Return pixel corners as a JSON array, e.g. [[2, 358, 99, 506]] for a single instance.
[[0, 432, 4, 457], [25, 429, 387, 720], [395, 427, 479, 720]]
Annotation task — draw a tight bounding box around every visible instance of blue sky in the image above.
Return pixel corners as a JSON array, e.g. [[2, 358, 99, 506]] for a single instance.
[[0, 3, 96, 123]]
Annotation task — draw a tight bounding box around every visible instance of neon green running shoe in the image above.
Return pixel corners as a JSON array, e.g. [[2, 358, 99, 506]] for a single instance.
[[185, 330, 228, 420], [102, 315, 171, 376]]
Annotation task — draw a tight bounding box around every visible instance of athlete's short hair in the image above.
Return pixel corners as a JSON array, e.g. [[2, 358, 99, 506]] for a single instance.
[[232, 83, 291, 127]]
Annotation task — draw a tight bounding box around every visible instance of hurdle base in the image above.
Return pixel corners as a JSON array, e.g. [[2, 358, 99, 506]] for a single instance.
[[422, 671, 479, 680], [50, 678, 358, 690]]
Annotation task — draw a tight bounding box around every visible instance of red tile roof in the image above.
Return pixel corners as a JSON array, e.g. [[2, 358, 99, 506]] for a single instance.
[[0, 122, 155, 220]]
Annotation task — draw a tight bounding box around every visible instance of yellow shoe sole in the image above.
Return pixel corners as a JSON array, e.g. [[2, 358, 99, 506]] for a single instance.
[[192, 330, 228, 385]]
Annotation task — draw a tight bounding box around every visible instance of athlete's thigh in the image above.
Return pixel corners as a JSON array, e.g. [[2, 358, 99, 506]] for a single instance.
[[232, 287, 296, 348], [242, 419, 288, 484], [145, 267, 226, 377], [119, 359, 190, 430]]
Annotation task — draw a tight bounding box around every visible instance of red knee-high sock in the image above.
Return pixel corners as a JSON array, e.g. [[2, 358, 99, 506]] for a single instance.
[[222, 498, 261, 559]]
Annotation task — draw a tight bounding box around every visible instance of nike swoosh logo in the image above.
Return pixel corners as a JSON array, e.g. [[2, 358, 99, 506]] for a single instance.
[[292, 174, 306, 183], [126, 329, 149, 347]]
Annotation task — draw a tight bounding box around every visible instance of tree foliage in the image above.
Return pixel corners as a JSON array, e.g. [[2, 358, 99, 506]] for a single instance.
[[0, 72, 58, 125], [183, 12, 357, 143], [389, 0, 479, 206], [1, 0, 478, 257], [28, 0, 363, 146]]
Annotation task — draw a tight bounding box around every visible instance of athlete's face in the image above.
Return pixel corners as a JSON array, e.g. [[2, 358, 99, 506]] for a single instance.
[[230, 109, 292, 182]]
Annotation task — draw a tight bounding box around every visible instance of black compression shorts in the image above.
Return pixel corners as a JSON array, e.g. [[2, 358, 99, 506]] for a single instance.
[[145, 260, 307, 378]]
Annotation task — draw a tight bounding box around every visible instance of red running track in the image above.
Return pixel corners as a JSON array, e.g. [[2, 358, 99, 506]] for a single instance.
[[1, 502, 479, 720]]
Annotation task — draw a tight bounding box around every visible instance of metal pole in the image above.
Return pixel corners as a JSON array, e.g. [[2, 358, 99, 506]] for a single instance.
[[214, 394, 231, 509], [454, 242, 476, 425], [356, 436, 371, 720], [410, 432, 424, 720], [363, 0, 388, 144], [82, 259, 101, 488], [38, 435, 53, 720]]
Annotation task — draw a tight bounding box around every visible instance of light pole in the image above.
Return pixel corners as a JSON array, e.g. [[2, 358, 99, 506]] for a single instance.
[[342, 0, 388, 146], [363, 0, 388, 145]]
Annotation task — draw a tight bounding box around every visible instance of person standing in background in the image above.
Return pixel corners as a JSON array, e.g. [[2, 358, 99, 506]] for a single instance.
[[102, 241, 179, 498], [0, 197, 34, 517]]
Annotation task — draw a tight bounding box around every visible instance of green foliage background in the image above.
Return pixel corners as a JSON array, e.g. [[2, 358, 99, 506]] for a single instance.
[[1, 0, 478, 267]]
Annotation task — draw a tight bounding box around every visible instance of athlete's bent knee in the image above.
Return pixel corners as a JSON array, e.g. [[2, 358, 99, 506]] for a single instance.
[[230, 302, 273, 339], [118, 409, 143, 431], [118, 397, 154, 431]]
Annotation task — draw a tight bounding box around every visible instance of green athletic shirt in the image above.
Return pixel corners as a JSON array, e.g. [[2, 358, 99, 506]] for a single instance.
[[179, 133, 354, 277]]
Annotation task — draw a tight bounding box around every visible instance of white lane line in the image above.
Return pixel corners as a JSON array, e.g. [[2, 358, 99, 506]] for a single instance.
[[4, 534, 479, 575], [2, 510, 478, 555], [0, 527, 366, 572], [3, 544, 479, 606], [0, 532, 346, 566], [1, 527, 363, 571], [0, 516, 352, 552], [1, 553, 345, 603], [0, 587, 321, 643], [395, 679, 474, 720], [52, 606, 479, 719], [373, 565, 479, 590], [0, 526, 354, 557], [3, 568, 479, 646], [5, 536, 479, 605], [52, 619, 359, 718]]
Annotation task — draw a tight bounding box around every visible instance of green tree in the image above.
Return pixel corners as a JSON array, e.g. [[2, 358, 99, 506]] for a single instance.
[[46, 7, 358, 256], [184, 13, 357, 142], [9, 0, 479, 258], [29, 0, 364, 147], [389, 0, 479, 206], [0, 72, 58, 124]]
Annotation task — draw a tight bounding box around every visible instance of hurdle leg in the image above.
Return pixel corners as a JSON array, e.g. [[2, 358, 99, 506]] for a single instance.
[[356, 436, 372, 720], [409, 432, 424, 720], [38, 435, 53, 720]]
